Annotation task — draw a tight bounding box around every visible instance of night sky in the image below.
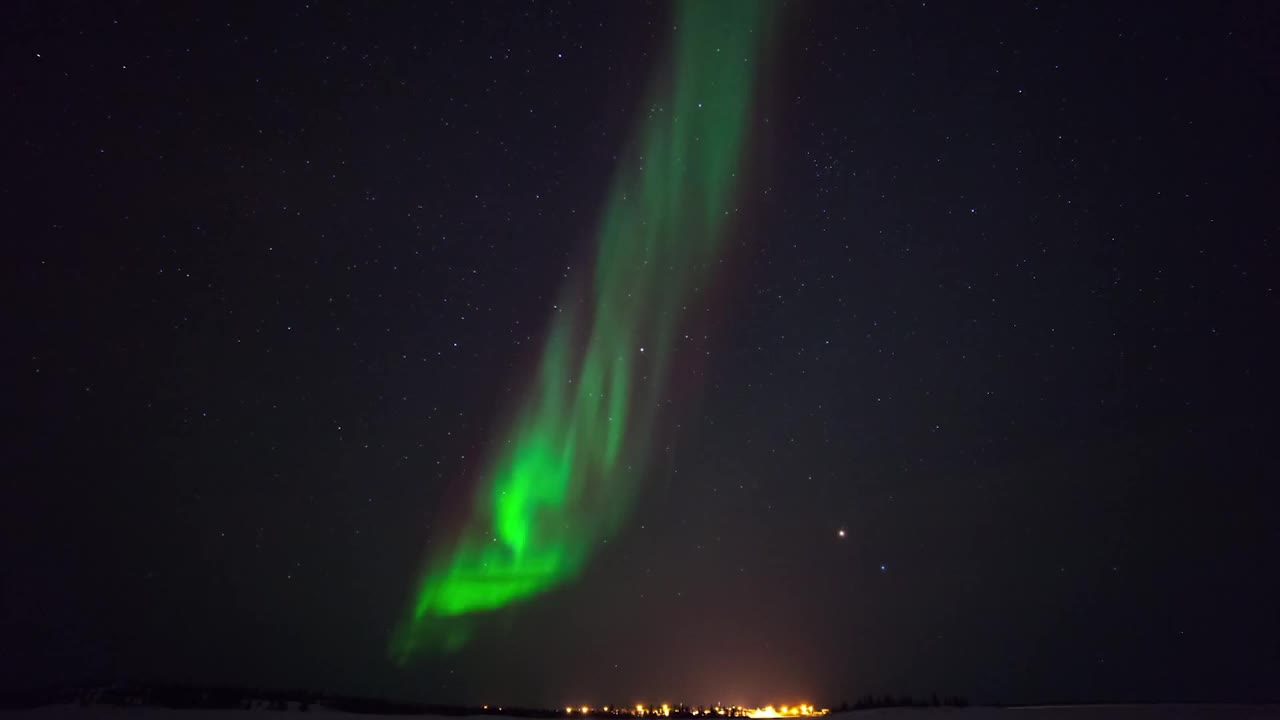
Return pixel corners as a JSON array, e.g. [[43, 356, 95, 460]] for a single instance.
[[5, 0, 1279, 709]]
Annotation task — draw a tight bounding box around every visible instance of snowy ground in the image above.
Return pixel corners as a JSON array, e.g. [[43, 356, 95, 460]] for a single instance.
[[5, 707, 1280, 720]]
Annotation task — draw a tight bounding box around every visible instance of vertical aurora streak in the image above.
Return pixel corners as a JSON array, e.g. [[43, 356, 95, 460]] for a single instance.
[[394, 0, 771, 659]]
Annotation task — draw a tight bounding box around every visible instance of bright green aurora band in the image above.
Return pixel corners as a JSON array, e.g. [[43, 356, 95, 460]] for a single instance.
[[394, 0, 771, 660]]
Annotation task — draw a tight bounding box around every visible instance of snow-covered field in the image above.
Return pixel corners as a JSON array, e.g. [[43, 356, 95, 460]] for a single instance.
[[5, 707, 1280, 720]]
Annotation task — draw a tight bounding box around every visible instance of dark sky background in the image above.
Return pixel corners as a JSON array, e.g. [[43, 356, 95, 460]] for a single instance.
[[4, 0, 1279, 709]]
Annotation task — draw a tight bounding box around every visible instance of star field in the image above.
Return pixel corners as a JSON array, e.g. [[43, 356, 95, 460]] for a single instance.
[[4, 0, 1278, 708]]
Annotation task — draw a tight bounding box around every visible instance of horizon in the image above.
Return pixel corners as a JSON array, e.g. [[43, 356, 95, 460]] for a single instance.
[[7, 683, 1278, 712]]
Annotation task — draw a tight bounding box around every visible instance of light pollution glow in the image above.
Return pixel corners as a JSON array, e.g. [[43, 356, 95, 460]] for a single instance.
[[392, 0, 772, 659], [562, 704, 828, 719]]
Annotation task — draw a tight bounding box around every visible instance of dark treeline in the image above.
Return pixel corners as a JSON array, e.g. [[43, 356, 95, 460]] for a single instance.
[[0, 685, 968, 714], [833, 694, 969, 711], [1, 685, 565, 715]]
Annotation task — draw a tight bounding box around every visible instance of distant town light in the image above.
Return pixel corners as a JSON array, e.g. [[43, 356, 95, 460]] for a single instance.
[[555, 702, 825, 719]]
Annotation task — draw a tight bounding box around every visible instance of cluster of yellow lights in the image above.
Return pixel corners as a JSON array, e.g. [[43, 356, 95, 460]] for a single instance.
[[563, 704, 827, 718], [745, 705, 823, 719]]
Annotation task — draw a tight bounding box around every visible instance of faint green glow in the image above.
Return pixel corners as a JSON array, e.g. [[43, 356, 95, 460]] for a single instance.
[[393, 0, 770, 659]]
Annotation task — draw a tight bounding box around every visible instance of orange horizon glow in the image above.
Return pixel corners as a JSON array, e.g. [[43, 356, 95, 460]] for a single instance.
[[561, 704, 828, 719]]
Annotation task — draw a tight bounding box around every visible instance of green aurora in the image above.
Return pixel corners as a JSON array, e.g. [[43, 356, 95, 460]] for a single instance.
[[393, 0, 772, 660]]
